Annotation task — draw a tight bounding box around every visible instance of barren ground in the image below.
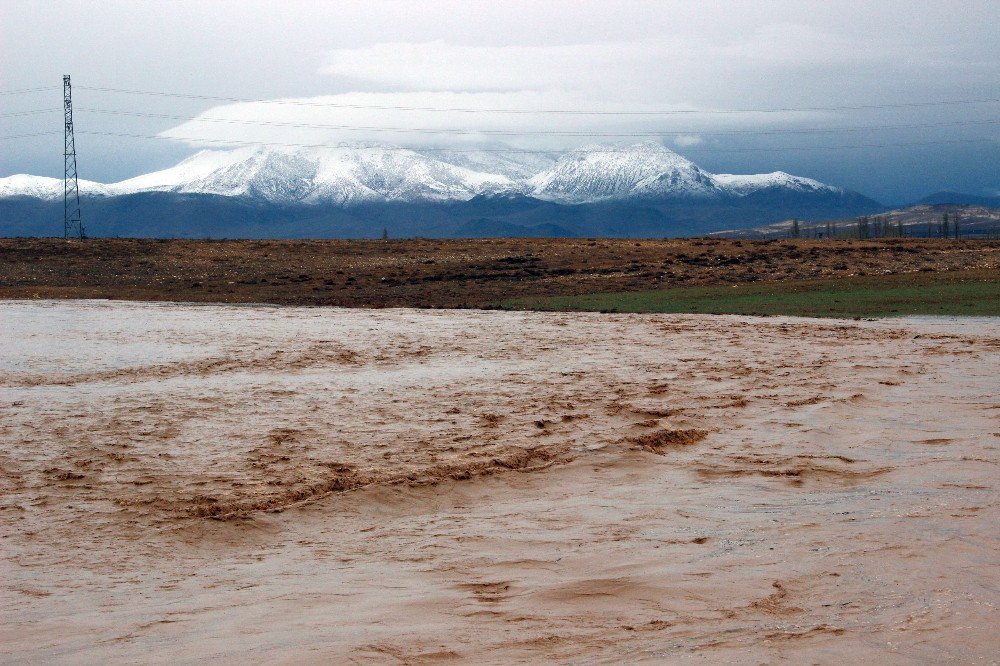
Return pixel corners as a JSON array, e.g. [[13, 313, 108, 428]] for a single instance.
[[1, 237, 997, 308], [1, 301, 997, 663]]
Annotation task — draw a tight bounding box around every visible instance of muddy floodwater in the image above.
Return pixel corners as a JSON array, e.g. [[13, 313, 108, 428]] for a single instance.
[[1, 301, 997, 663]]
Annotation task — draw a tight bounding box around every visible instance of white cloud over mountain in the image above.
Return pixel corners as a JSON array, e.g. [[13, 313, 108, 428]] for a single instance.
[[319, 27, 878, 94], [158, 18, 996, 155]]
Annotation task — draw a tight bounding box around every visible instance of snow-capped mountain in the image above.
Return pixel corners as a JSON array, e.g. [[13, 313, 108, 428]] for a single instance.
[[524, 142, 844, 203], [0, 174, 112, 200], [0, 141, 848, 206], [527, 141, 723, 203], [109, 144, 515, 205], [1, 141, 884, 239], [423, 146, 558, 181], [712, 171, 839, 196]]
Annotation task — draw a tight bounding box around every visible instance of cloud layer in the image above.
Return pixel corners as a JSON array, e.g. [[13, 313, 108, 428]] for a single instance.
[[3, 0, 998, 200], [160, 24, 998, 152]]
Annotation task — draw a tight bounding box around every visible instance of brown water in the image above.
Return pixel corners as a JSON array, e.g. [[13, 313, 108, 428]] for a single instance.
[[1, 302, 997, 663]]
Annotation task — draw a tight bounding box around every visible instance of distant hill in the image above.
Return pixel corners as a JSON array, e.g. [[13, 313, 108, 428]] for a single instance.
[[710, 203, 1000, 239], [916, 191, 1000, 207]]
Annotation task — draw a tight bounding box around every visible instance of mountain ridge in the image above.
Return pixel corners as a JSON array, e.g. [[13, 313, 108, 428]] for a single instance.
[[0, 141, 886, 238], [915, 191, 1000, 207], [1, 141, 854, 206]]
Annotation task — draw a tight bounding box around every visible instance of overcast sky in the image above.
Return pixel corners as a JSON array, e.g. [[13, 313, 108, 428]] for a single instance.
[[2, 0, 998, 203]]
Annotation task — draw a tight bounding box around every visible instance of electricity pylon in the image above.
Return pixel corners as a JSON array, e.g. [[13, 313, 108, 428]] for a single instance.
[[63, 75, 83, 239]]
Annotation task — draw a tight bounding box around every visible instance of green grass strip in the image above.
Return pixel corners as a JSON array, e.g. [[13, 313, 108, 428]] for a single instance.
[[499, 272, 1000, 318]]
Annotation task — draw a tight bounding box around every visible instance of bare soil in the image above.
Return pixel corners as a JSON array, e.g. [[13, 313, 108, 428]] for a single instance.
[[1, 237, 997, 308]]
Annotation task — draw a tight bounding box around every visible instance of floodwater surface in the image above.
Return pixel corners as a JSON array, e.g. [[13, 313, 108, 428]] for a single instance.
[[1, 301, 997, 663]]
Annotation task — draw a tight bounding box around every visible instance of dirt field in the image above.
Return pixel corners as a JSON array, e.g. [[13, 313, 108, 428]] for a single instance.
[[2, 301, 997, 663], [1, 237, 997, 308]]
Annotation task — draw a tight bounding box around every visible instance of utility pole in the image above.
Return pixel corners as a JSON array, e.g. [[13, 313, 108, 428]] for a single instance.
[[63, 75, 83, 239]]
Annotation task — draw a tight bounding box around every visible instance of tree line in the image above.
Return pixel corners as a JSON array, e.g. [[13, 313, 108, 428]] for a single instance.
[[787, 213, 962, 239]]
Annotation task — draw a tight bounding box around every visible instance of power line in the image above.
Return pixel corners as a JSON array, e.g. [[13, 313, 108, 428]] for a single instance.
[[54, 130, 992, 154], [9, 105, 1000, 138], [0, 108, 62, 118], [0, 86, 60, 95], [70, 107, 1000, 137], [74, 85, 1000, 115], [1, 129, 994, 153], [1, 130, 991, 154], [0, 131, 62, 140]]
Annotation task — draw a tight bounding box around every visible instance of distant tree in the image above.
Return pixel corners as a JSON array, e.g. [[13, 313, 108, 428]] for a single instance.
[[381, 227, 389, 240], [897, 220, 904, 237], [953, 215, 960, 239], [857, 215, 870, 239], [941, 212, 950, 238], [790, 219, 801, 238]]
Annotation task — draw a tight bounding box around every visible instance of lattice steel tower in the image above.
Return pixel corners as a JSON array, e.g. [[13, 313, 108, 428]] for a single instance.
[[63, 75, 83, 239]]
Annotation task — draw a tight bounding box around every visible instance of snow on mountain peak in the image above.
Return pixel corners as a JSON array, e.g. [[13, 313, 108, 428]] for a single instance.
[[0, 141, 850, 207], [712, 171, 841, 196], [107, 144, 516, 204], [0, 174, 111, 200], [528, 141, 719, 203]]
